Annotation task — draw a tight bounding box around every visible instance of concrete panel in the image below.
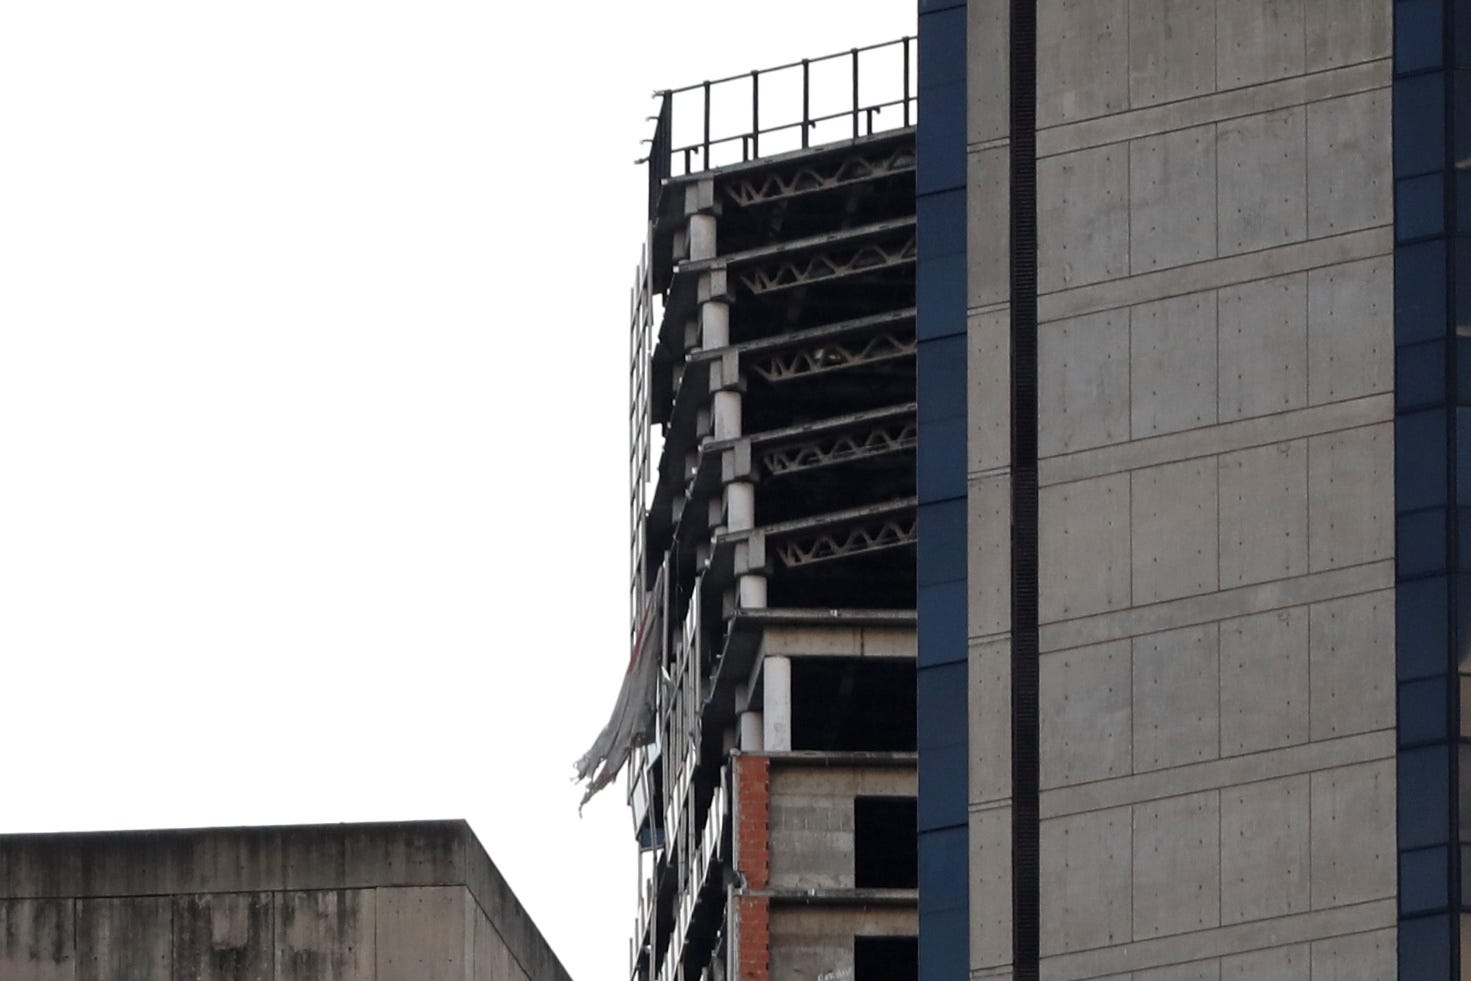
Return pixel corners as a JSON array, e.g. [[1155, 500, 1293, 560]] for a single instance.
[[1137, 962, 1220, 981], [971, 638, 1013, 805], [1217, 107, 1307, 255], [1217, 0, 1306, 89], [968, 0, 1010, 145], [475, 912, 529, 981], [969, 147, 1011, 309], [770, 908, 916, 980], [1306, 91, 1391, 238], [174, 893, 273, 981], [969, 309, 1011, 474], [376, 886, 468, 981], [970, 473, 1011, 638], [1306, 423, 1392, 571], [1037, 0, 1129, 127], [77, 897, 172, 981], [1130, 125, 1217, 272], [1306, 257, 1392, 405], [1218, 440, 1308, 588], [1309, 760, 1395, 908], [770, 792, 854, 889], [0, 899, 73, 981], [1039, 144, 1129, 293], [1128, 0, 1216, 108], [276, 890, 376, 981], [1220, 608, 1309, 756], [1305, 0, 1391, 72], [1040, 640, 1132, 788], [1039, 474, 1131, 622], [1220, 776, 1310, 924], [1222, 943, 1308, 980], [1040, 807, 1132, 955], [1308, 928, 1396, 981], [1133, 625, 1220, 771], [1133, 791, 1221, 939], [971, 806, 1012, 970], [1039, 310, 1131, 457], [1130, 291, 1217, 438], [1309, 590, 1394, 741], [1131, 458, 1218, 604], [1218, 273, 1308, 421]]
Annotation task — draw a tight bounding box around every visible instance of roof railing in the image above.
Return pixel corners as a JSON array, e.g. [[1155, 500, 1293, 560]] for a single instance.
[[643, 36, 917, 219]]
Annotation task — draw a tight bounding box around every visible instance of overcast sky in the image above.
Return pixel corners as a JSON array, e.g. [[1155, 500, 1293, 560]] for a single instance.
[[0, 3, 914, 978]]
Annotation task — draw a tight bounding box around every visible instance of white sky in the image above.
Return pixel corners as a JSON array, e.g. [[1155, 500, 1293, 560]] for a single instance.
[[0, 3, 913, 978]]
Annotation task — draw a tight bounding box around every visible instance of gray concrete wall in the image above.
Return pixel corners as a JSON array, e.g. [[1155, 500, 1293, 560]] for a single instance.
[[768, 906, 919, 981], [0, 821, 573, 981], [768, 764, 917, 891], [1016, 1, 1396, 978]]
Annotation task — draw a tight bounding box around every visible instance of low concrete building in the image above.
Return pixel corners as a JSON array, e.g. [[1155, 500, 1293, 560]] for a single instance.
[[0, 820, 573, 981]]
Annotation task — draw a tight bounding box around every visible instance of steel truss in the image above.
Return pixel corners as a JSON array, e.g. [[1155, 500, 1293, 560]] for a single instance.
[[722, 143, 916, 208], [761, 418, 917, 478], [773, 512, 917, 568], [750, 327, 915, 383], [737, 234, 916, 295]]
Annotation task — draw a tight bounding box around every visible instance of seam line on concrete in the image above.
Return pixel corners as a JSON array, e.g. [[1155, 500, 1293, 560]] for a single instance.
[[1037, 226, 1391, 323], [1036, 561, 1392, 653], [1038, 728, 1394, 819], [1036, 59, 1389, 158], [1033, 394, 1391, 486]]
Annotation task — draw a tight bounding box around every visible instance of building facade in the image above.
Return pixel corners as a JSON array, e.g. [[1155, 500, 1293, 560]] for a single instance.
[[916, 0, 1463, 978]]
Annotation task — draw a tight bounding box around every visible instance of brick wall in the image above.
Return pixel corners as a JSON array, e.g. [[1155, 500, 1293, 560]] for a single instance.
[[734, 755, 771, 981]]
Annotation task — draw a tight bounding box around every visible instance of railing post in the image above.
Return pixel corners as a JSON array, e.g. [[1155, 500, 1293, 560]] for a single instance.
[[802, 59, 810, 148], [851, 48, 860, 139], [702, 81, 711, 166], [903, 37, 911, 127], [751, 70, 760, 159]]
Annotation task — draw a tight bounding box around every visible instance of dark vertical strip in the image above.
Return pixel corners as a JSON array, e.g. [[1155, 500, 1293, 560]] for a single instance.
[[1009, 0, 1039, 979], [1393, 0, 1462, 975]]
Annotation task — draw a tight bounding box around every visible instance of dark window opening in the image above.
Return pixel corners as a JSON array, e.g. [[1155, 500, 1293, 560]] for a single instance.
[[854, 796, 918, 888], [854, 936, 917, 981], [791, 659, 916, 751]]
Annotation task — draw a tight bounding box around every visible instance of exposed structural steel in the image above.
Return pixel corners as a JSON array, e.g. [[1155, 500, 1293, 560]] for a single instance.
[[580, 37, 920, 981]]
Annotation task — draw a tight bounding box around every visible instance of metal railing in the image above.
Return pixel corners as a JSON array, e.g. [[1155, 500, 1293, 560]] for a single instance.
[[644, 36, 917, 218]]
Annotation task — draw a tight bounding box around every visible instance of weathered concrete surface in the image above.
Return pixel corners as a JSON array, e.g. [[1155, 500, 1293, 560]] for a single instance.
[[0, 821, 571, 981]]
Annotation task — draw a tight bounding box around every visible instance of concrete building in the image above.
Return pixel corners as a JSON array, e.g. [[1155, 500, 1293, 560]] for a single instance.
[[603, 2, 1463, 978], [0, 820, 573, 980]]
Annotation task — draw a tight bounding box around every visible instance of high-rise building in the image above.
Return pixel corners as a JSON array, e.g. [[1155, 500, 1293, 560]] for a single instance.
[[599, 2, 1462, 978]]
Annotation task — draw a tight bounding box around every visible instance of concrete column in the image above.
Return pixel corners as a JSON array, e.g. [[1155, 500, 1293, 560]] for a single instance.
[[701, 301, 730, 349], [762, 656, 792, 751], [712, 390, 742, 441], [725, 481, 755, 532], [740, 712, 765, 751], [738, 573, 766, 609], [688, 214, 717, 261]]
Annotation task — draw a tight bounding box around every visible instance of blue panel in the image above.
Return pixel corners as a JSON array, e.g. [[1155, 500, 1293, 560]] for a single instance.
[[1401, 847, 1451, 914], [918, 189, 966, 261], [919, 416, 967, 503], [1400, 914, 1453, 979], [918, 661, 967, 750], [917, 253, 966, 340], [1399, 677, 1449, 745], [917, 908, 967, 979], [918, 580, 967, 667], [918, 334, 967, 421], [1396, 410, 1450, 512], [1396, 73, 1447, 177], [917, 824, 969, 909], [1398, 577, 1449, 681], [919, 0, 965, 11], [1397, 340, 1449, 410], [918, 499, 967, 585], [1397, 239, 1448, 344], [1458, 410, 1471, 498], [1458, 241, 1471, 333], [1397, 173, 1447, 242], [1397, 0, 1446, 75], [918, 7, 967, 91], [1399, 744, 1452, 849], [917, 80, 966, 194], [1399, 508, 1449, 577], [918, 741, 967, 830]]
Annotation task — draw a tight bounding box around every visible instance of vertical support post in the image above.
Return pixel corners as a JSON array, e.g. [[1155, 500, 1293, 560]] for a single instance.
[[903, 38, 911, 128], [703, 81, 711, 166], [802, 60, 810, 147], [762, 656, 791, 751], [851, 48, 860, 139], [751, 70, 760, 159]]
